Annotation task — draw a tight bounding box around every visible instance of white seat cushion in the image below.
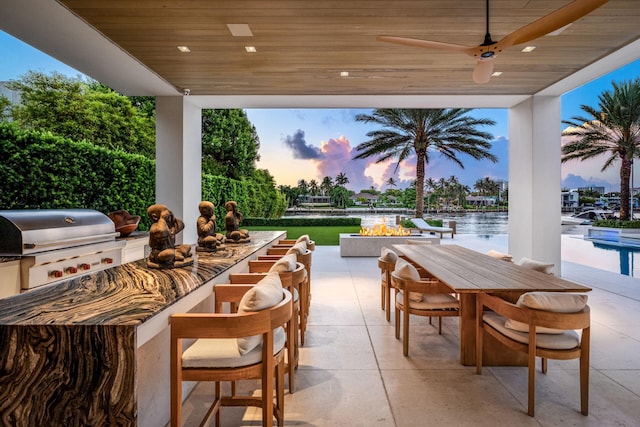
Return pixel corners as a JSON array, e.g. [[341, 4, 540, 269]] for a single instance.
[[237, 272, 284, 355], [380, 247, 398, 263], [396, 292, 459, 310], [182, 327, 286, 368], [483, 312, 580, 350], [486, 250, 513, 262], [394, 259, 423, 302], [518, 257, 554, 274], [286, 241, 307, 255], [268, 253, 297, 273]]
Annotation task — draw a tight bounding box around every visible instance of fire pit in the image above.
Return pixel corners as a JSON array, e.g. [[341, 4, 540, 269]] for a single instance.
[[339, 233, 439, 257]]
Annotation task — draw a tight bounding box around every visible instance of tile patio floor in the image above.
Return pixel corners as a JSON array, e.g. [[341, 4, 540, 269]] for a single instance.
[[176, 235, 640, 426]]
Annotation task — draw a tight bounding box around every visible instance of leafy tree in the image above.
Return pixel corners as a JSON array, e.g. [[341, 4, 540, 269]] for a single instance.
[[8, 71, 155, 158], [562, 78, 640, 221], [201, 109, 260, 180], [0, 94, 10, 121], [354, 109, 496, 217], [474, 177, 500, 196]]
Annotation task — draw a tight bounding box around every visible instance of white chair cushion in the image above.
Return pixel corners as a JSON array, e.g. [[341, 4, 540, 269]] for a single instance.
[[268, 253, 297, 273], [182, 327, 286, 368], [286, 241, 307, 254], [483, 312, 580, 350], [518, 257, 554, 274], [504, 292, 588, 334], [396, 292, 459, 310], [296, 235, 310, 244], [380, 247, 398, 263], [394, 259, 423, 302], [519, 291, 588, 312], [486, 250, 513, 262], [237, 272, 284, 355]]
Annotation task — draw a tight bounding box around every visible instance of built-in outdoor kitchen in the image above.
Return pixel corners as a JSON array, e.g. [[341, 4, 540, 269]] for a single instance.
[[0, 208, 285, 426]]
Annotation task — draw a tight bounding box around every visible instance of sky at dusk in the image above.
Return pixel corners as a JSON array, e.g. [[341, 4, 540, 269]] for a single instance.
[[2, 30, 639, 193]]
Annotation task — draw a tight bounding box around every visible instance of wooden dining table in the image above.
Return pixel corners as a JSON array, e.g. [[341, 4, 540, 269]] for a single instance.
[[393, 244, 592, 366]]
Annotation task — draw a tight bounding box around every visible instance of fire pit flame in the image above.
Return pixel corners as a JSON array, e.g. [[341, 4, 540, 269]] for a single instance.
[[359, 218, 410, 236]]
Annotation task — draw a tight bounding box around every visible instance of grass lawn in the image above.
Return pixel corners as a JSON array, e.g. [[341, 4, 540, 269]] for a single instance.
[[246, 225, 361, 246]]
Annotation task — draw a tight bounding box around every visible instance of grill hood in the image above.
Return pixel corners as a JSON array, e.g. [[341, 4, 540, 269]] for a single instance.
[[0, 209, 118, 256]]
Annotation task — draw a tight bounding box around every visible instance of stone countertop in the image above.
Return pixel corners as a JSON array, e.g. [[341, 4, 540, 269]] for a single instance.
[[0, 231, 283, 326]]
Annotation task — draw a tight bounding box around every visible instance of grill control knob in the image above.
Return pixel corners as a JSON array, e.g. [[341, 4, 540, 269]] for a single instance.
[[50, 270, 63, 278], [79, 263, 91, 271], [65, 266, 78, 274], [102, 258, 113, 264]]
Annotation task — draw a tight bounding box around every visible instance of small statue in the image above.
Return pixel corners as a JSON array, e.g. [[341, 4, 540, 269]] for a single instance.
[[224, 201, 250, 243], [146, 204, 193, 269], [196, 201, 226, 252]]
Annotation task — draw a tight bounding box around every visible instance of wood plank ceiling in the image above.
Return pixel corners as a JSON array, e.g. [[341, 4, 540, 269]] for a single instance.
[[57, 0, 640, 96]]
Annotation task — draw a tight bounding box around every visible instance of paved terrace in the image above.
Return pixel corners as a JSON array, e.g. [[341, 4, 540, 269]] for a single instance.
[[177, 235, 640, 426]]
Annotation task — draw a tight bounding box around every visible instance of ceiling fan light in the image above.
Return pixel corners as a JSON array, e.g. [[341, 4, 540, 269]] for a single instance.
[[521, 46, 536, 53]]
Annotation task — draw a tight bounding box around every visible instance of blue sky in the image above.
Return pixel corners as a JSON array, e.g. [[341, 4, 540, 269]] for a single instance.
[[2, 30, 639, 193]]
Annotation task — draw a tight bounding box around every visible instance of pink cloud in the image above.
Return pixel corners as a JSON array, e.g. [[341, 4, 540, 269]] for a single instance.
[[313, 135, 375, 191]]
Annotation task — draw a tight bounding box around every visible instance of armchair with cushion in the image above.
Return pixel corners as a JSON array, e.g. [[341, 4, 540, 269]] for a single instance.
[[170, 272, 292, 427], [476, 291, 590, 416], [391, 259, 460, 356]]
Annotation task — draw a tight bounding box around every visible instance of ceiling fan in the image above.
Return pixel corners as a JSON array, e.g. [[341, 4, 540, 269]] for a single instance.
[[377, 0, 609, 84]]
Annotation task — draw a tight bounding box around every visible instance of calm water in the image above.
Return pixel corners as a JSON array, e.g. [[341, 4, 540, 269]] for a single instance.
[[285, 211, 640, 277]]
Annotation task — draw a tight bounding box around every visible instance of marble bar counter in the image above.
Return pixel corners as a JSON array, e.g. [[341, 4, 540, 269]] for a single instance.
[[0, 231, 285, 427]]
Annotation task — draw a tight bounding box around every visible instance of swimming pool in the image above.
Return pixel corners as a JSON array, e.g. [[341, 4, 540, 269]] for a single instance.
[[562, 234, 640, 277]]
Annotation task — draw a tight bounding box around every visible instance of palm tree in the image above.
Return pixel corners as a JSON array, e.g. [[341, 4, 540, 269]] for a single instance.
[[308, 179, 319, 196], [320, 176, 333, 196], [385, 177, 397, 188], [297, 179, 309, 195], [335, 172, 349, 187], [562, 78, 640, 221], [353, 109, 496, 217]]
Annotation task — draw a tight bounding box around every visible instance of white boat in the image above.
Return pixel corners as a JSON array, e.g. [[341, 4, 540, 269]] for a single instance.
[[562, 209, 615, 226]]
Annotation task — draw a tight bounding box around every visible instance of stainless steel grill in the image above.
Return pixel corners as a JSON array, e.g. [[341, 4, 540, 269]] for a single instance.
[[0, 209, 125, 291]]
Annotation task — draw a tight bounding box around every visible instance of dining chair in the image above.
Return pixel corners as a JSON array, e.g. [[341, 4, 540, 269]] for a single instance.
[[391, 259, 460, 356], [232, 254, 304, 393], [476, 291, 590, 416], [378, 247, 398, 322], [267, 243, 312, 345], [274, 234, 316, 251], [170, 273, 292, 427]]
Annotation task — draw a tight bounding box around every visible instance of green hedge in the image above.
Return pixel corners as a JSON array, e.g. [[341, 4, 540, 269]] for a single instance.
[[243, 217, 361, 226], [0, 122, 287, 230], [592, 219, 640, 229]]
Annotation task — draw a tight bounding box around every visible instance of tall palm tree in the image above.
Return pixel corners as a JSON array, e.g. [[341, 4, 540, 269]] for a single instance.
[[353, 109, 496, 217], [335, 172, 349, 187], [308, 179, 319, 196], [320, 176, 333, 196], [385, 177, 397, 188], [562, 78, 640, 221]]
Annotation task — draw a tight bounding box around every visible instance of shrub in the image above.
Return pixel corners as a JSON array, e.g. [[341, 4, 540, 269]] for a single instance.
[[592, 219, 640, 229]]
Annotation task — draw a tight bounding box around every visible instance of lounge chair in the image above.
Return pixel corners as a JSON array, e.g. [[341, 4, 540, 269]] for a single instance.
[[410, 218, 454, 238]]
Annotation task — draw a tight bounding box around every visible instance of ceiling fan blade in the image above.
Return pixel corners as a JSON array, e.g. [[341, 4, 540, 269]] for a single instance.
[[499, 0, 609, 49], [377, 36, 474, 54], [473, 59, 495, 84]]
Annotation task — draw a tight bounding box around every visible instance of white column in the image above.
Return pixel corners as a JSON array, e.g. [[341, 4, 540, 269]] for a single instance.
[[508, 95, 562, 275], [155, 97, 201, 245]]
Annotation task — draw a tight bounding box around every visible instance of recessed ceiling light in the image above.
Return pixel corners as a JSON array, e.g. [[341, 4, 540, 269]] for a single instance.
[[521, 46, 536, 53], [177, 46, 191, 52], [491, 71, 503, 77], [227, 24, 253, 37], [340, 71, 349, 77], [245, 46, 257, 53]]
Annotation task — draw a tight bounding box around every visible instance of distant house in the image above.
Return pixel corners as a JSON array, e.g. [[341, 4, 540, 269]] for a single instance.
[[466, 195, 496, 206], [297, 194, 331, 206], [350, 192, 378, 206], [561, 190, 579, 207]]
